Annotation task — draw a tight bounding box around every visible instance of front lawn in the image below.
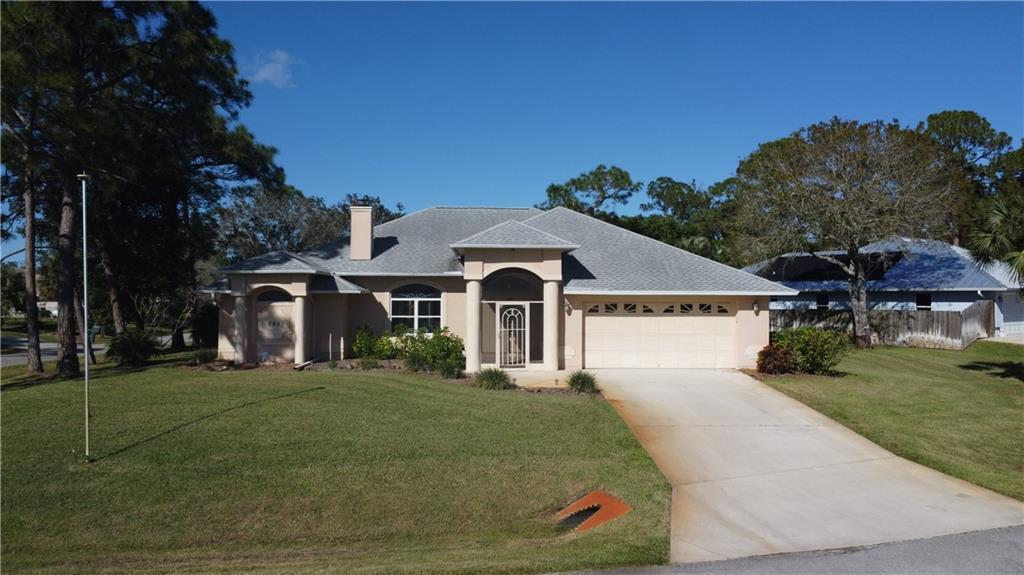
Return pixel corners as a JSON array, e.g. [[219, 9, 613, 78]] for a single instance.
[[1, 358, 669, 574], [1, 316, 59, 343], [761, 341, 1023, 500]]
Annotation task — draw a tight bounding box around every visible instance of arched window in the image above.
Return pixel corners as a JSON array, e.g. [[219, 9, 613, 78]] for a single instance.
[[390, 284, 442, 333], [256, 289, 293, 302]]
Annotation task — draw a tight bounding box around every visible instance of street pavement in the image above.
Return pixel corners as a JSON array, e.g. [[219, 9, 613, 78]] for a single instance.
[[578, 525, 1024, 574]]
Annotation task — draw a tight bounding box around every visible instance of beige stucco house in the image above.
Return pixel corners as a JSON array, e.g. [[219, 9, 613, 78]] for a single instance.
[[203, 205, 795, 371]]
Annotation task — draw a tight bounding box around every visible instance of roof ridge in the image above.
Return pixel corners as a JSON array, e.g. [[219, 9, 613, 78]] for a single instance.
[[529, 206, 788, 290], [450, 218, 576, 247]]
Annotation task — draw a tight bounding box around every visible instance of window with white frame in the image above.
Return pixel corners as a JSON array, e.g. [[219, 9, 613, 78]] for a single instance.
[[390, 284, 442, 333]]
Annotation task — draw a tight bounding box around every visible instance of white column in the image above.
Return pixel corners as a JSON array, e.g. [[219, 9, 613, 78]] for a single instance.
[[233, 295, 247, 364], [543, 280, 559, 371], [465, 280, 482, 372], [294, 295, 307, 364]]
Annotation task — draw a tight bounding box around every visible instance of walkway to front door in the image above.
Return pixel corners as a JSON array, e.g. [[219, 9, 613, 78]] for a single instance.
[[596, 369, 1024, 563]]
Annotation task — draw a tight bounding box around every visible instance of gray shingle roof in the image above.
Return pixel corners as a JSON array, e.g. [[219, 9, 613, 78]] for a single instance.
[[309, 275, 366, 294], [296, 207, 542, 275], [450, 220, 578, 250], [522, 207, 795, 294], [198, 277, 231, 293], [221, 251, 321, 273], [746, 239, 1009, 292]]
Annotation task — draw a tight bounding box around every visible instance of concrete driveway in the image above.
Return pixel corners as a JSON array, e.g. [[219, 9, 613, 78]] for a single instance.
[[596, 369, 1024, 564]]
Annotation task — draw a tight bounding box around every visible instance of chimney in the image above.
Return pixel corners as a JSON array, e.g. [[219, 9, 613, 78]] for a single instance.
[[349, 205, 374, 260]]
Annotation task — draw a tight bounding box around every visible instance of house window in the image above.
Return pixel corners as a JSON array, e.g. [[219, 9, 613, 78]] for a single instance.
[[815, 293, 829, 311], [915, 293, 932, 311], [390, 284, 442, 333]]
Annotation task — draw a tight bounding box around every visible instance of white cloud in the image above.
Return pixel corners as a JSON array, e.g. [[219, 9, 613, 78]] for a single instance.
[[247, 49, 294, 89]]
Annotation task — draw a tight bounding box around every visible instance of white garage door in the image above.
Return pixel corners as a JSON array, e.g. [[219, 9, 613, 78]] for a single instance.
[[584, 302, 737, 369]]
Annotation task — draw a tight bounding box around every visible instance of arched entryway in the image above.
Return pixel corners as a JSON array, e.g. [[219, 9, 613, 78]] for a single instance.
[[481, 269, 544, 368], [254, 288, 295, 363]]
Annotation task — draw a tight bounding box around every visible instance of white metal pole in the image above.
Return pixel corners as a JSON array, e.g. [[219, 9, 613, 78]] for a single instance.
[[79, 172, 90, 461]]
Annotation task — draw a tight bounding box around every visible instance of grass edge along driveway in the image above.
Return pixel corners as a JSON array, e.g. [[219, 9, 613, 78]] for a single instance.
[[761, 341, 1023, 501], [1, 358, 670, 574]]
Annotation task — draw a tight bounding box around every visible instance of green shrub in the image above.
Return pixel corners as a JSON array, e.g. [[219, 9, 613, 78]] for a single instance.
[[106, 331, 160, 366], [328, 360, 338, 369], [757, 344, 795, 374], [398, 331, 430, 371], [193, 348, 217, 365], [359, 357, 380, 370], [474, 368, 515, 390], [373, 335, 399, 360], [772, 327, 849, 374], [352, 327, 375, 358], [423, 328, 465, 379], [566, 370, 598, 393]]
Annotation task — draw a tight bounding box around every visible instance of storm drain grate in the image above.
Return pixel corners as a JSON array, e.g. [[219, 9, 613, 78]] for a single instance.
[[555, 490, 631, 532]]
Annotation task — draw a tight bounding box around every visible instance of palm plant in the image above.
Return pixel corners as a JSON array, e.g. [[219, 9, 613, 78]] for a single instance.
[[968, 189, 1024, 288]]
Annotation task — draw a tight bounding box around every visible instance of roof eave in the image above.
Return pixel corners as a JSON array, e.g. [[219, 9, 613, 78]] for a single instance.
[[449, 243, 578, 252], [564, 288, 799, 296]]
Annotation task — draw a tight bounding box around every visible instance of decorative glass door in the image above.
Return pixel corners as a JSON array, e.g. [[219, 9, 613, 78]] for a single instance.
[[497, 303, 528, 368]]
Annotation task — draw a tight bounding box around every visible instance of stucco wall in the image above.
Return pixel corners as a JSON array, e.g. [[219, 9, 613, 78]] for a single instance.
[[312, 294, 348, 360], [216, 294, 237, 361], [462, 248, 563, 281]]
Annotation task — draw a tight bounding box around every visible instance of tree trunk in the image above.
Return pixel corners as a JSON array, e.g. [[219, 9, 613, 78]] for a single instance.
[[170, 324, 187, 351], [97, 238, 126, 334], [22, 183, 44, 373], [848, 255, 872, 348], [74, 286, 97, 365], [56, 184, 81, 377]]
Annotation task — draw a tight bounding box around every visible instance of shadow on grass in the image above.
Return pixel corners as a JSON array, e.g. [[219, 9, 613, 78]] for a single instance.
[[92, 386, 326, 462], [960, 361, 1024, 382]]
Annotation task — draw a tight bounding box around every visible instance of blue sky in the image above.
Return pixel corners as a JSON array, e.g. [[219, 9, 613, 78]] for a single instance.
[[208, 1, 1023, 215]]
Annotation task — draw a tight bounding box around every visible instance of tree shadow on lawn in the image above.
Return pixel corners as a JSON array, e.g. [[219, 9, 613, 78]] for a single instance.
[[959, 361, 1024, 382], [91, 386, 326, 463], [2, 353, 194, 392]]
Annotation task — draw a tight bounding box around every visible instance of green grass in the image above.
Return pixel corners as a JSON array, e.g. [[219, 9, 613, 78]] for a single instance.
[[761, 341, 1024, 501], [1, 356, 670, 574]]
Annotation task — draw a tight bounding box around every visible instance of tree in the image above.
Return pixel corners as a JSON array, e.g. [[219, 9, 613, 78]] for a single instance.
[[1, 263, 26, 315], [922, 110, 1013, 244], [968, 146, 1024, 287], [217, 187, 404, 264], [3, 3, 283, 373], [536, 164, 643, 215], [734, 118, 957, 346]]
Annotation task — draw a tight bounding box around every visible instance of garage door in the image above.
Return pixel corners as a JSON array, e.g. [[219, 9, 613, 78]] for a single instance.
[[584, 302, 736, 368]]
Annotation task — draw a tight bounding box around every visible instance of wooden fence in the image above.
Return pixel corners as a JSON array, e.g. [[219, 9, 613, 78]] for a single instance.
[[770, 300, 995, 350]]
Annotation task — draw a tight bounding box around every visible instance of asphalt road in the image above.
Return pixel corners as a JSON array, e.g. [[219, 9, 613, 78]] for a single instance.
[[1, 336, 107, 367], [580, 526, 1024, 575]]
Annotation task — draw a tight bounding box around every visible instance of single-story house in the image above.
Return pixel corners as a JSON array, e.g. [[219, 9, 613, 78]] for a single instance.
[[202, 205, 794, 370], [743, 239, 1024, 336]]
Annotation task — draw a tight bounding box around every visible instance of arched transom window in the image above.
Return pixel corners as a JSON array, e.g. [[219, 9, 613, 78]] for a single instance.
[[390, 284, 442, 332]]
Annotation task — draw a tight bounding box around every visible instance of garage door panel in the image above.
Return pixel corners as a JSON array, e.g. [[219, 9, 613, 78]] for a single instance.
[[584, 304, 737, 369]]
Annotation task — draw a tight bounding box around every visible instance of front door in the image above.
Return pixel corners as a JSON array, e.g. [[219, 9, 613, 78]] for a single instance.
[[497, 303, 528, 368]]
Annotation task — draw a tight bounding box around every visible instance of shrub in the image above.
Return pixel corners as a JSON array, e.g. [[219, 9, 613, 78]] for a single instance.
[[423, 328, 465, 379], [352, 327, 375, 358], [193, 348, 217, 365], [191, 300, 219, 349], [772, 327, 849, 374], [756, 344, 795, 374], [359, 357, 380, 370], [106, 331, 160, 366], [328, 360, 338, 369], [474, 368, 515, 390], [566, 370, 598, 393], [373, 335, 399, 360], [397, 331, 430, 371]]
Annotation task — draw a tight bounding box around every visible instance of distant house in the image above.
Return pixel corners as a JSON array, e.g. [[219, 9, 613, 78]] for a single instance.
[[744, 239, 1023, 336], [38, 301, 59, 317]]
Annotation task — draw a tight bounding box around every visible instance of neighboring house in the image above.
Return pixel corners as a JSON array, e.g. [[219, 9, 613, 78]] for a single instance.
[[202, 205, 794, 370], [37, 301, 60, 317], [743, 239, 1024, 336]]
